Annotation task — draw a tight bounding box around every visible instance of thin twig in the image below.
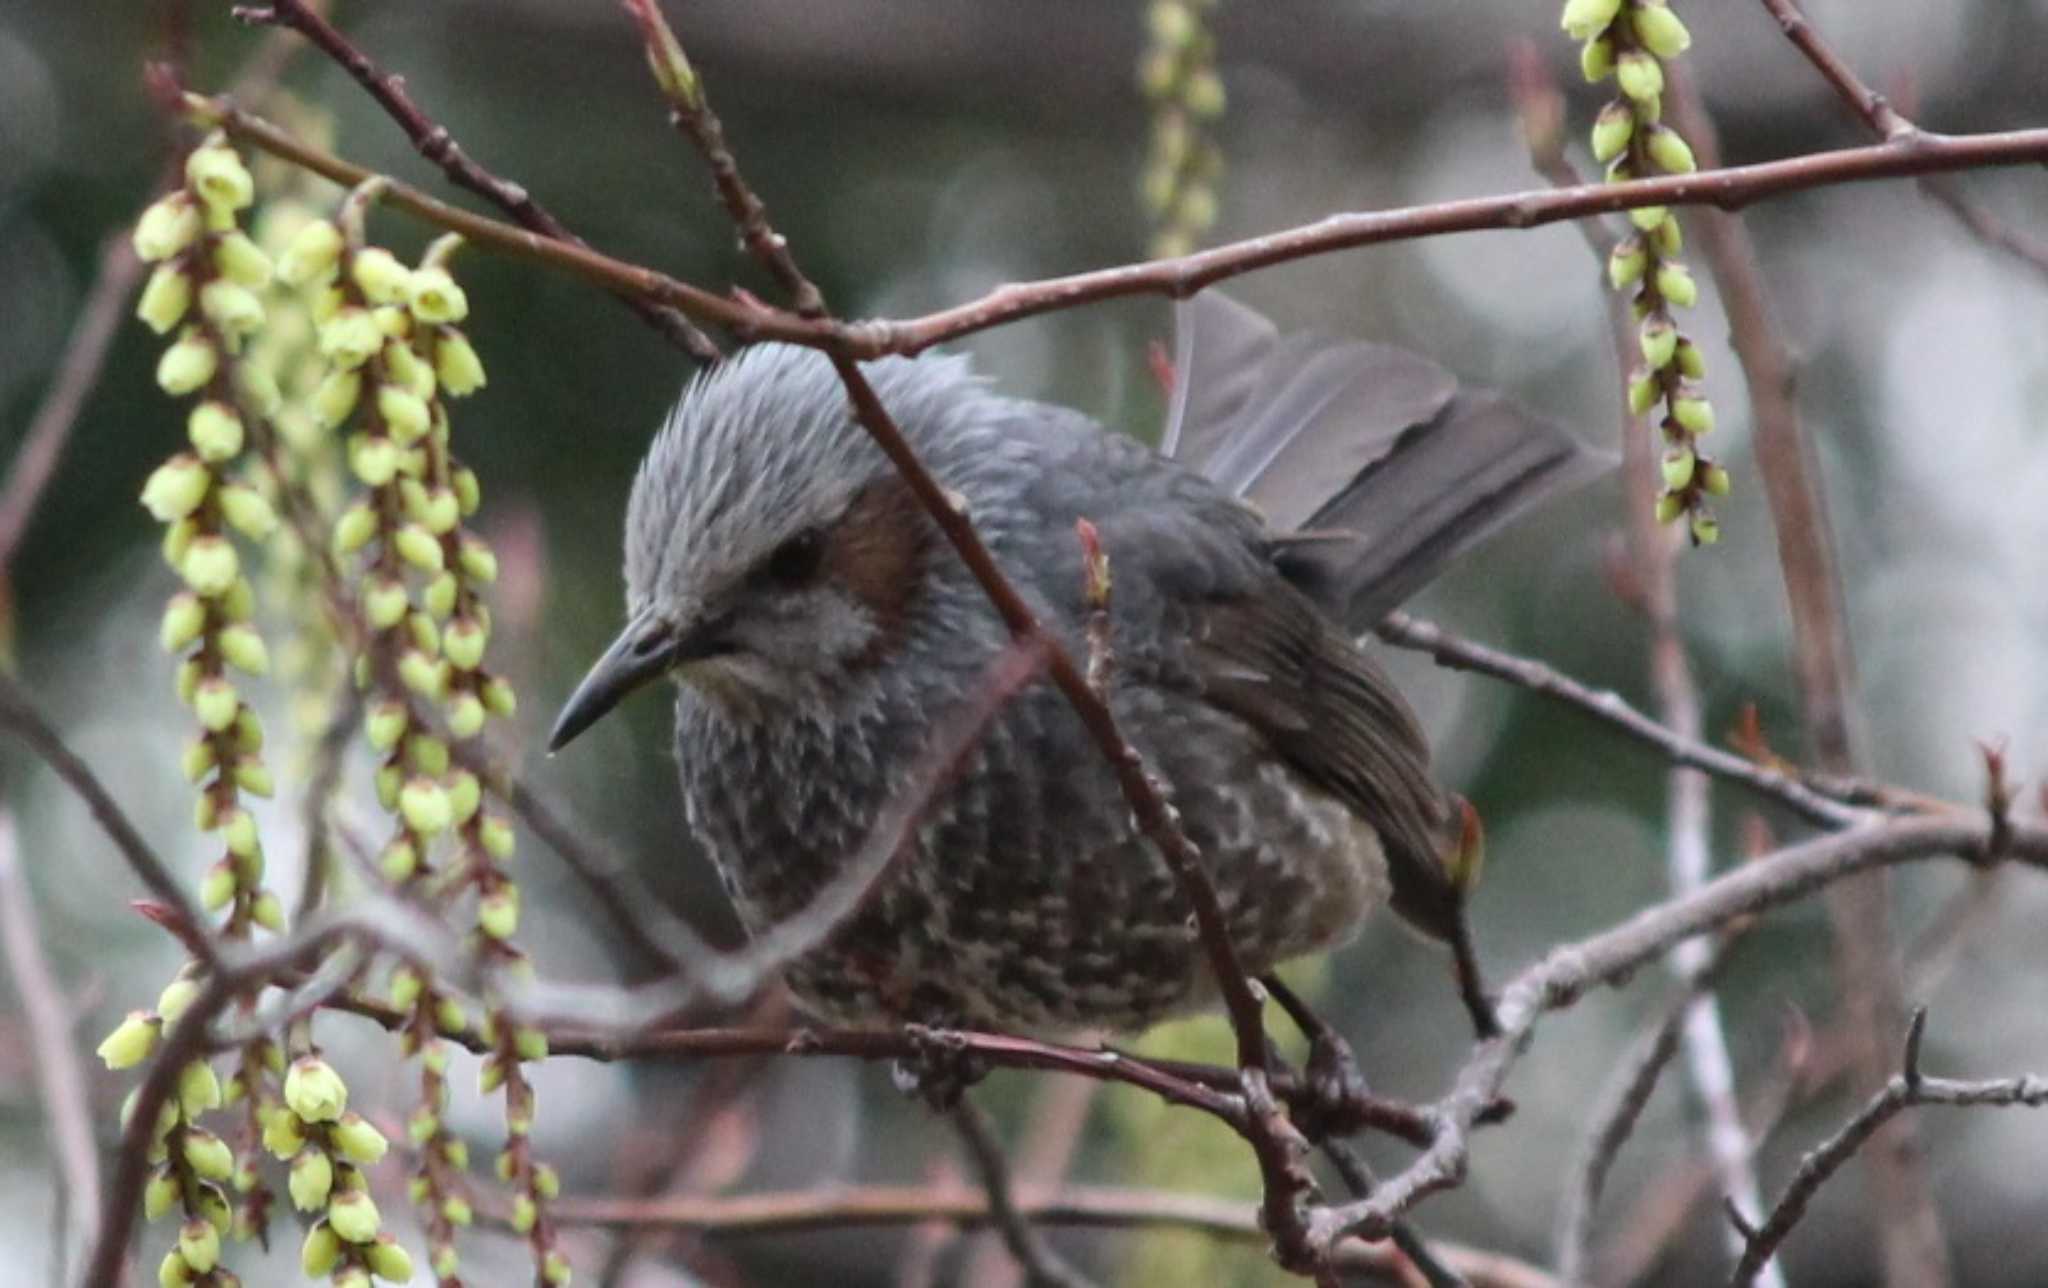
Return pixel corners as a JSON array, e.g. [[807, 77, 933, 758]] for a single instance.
[[950, 1099, 1099, 1288], [0, 672, 220, 968], [549, 1183, 1563, 1288], [0, 811, 102, 1270], [291, 678, 361, 924], [623, 0, 825, 317], [1304, 812, 2048, 1252], [1556, 944, 1731, 1283], [1374, 614, 1863, 828], [232, 0, 723, 364], [1664, 62, 1945, 1288], [186, 90, 2048, 361], [0, 237, 142, 570], [1729, 1011, 2048, 1285], [1752, 0, 2048, 282]]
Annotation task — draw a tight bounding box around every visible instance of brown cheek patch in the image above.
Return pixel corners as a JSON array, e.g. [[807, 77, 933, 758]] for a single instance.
[[824, 474, 932, 661]]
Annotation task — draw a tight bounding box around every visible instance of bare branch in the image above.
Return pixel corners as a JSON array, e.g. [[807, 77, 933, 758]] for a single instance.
[[1374, 613, 1863, 828], [186, 90, 2048, 361], [0, 236, 142, 571], [1729, 1011, 2048, 1285], [1308, 812, 2048, 1252], [950, 1099, 1099, 1288], [232, 0, 723, 363], [0, 672, 221, 969], [0, 811, 102, 1270], [1664, 63, 1945, 1288], [548, 1182, 1562, 1288], [1556, 944, 1731, 1282]]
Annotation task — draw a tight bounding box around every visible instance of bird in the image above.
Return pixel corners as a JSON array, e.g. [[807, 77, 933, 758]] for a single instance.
[[549, 293, 1603, 1038]]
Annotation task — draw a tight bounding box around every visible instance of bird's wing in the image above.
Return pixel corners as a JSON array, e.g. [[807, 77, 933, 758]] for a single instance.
[[1182, 586, 1468, 945], [1163, 292, 1609, 631]]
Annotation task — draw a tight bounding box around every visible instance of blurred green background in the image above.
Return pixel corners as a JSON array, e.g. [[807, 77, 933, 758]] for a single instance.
[[4, 0, 2047, 1284]]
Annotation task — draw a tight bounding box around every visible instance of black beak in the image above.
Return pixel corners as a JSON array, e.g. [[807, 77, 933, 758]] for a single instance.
[[548, 609, 727, 753]]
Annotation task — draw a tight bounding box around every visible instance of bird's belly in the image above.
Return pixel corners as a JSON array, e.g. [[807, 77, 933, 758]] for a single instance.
[[705, 751, 1390, 1035]]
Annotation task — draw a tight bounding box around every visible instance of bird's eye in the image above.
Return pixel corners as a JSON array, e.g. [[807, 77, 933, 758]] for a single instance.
[[760, 527, 825, 588]]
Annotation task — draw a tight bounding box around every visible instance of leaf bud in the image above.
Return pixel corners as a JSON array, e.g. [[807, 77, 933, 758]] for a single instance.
[[1702, 462, 1732, 496], [319, 308, 384, 371], [136, 263, 194, 334], [157, 1249, 193, 1288], [134, 193, 202, 261], [394, 523, 444, 572], [156, 328, 219, 396], [333, 1112, 390, 1165], [141, 455, 212, 523], [406, 263, 469, 324], [399, 777, 453, 837], [481, 675, 517, 718], [1672, 392, 1715, 435], [1675, 337, 1707, 379], [422, 572, 459, 619], [300, 1220, 342, 1278], [251, 889, 285, 932], [199, 278, 265, 340], [1629, 202, 1670, 232], [184, 1127, 236, 1181], [1654, 491, 1685, 524], [1615, 49, 1665, 104], [97, 1011, 162, 1069], [216, 484, 277, 541], [1638, 315, 1679, 370], [193, 676, 241, 732], [1590, 101, 1634, 163], [378, 385, 432, 444], [181, 534, 240, 599], [434, 329, 487, 396], [1607, 236, 1647, 290], [445, 691, 486, 740], [480, 814, 516, 861], [457, 536, 497, 583], [1560, 0, 1623, 41], [1644, 123, 1697, 175], [328, 1188, 382, 1243], [350, 434, 401, 487], [363, 575, 410, 632], [366, 1235, 416, 1284], [398, 650, 448, 699], [330, 505, 379, 563], [1633, 2, 1693, 58], [185, 143, 254, 213], [311, 368, 363, 429], [477, 886, 520, 940], [234, 755, 274, 798], [1580, 34, 1615, 82], [350, 247, 413, 306], [1627, 368, 1661, 416], [1661, 446, 1697, 491], [279, 219, 344, 287], [217, 623, 269, 675], [200, 860, 236, 912], [1690, 510, 1721, 545], [284, 1056, 349, 1123]]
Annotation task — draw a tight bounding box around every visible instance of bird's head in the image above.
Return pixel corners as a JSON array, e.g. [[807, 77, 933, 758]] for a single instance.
[[548, 344, 965, 751]]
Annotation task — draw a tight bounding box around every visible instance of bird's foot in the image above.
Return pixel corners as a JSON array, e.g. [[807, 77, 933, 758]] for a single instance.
[[892, 1022, 989, 1112]]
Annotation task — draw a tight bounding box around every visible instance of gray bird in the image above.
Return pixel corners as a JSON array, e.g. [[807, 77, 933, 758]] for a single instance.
[[550, 294, 1602, 1037]]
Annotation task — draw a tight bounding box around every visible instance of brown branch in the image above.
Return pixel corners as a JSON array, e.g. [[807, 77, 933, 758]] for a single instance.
[[1754, 0, 2048, 283], [0, 236, 142, 571], [1304, 812, 2048, 1252], [623, 0, 825, 317], [231, 0, 723, 364], [1374, 613, 1863, 828], [1754, 0, 1913, 139], [0, 672, 221, 969], [950, 1099, 1099, 1288], [1729, 1010, 2048, 1286], [1663, 63, 1945, 1288], [0, 811, 102, 1269], [1556, 943, 1732, 1283], [549, 1183, 1562, 1288], [189, 90, 2048, 361]]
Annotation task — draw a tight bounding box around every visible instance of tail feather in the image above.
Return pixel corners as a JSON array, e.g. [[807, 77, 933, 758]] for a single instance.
[[1164, 293, 1610, 629]]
